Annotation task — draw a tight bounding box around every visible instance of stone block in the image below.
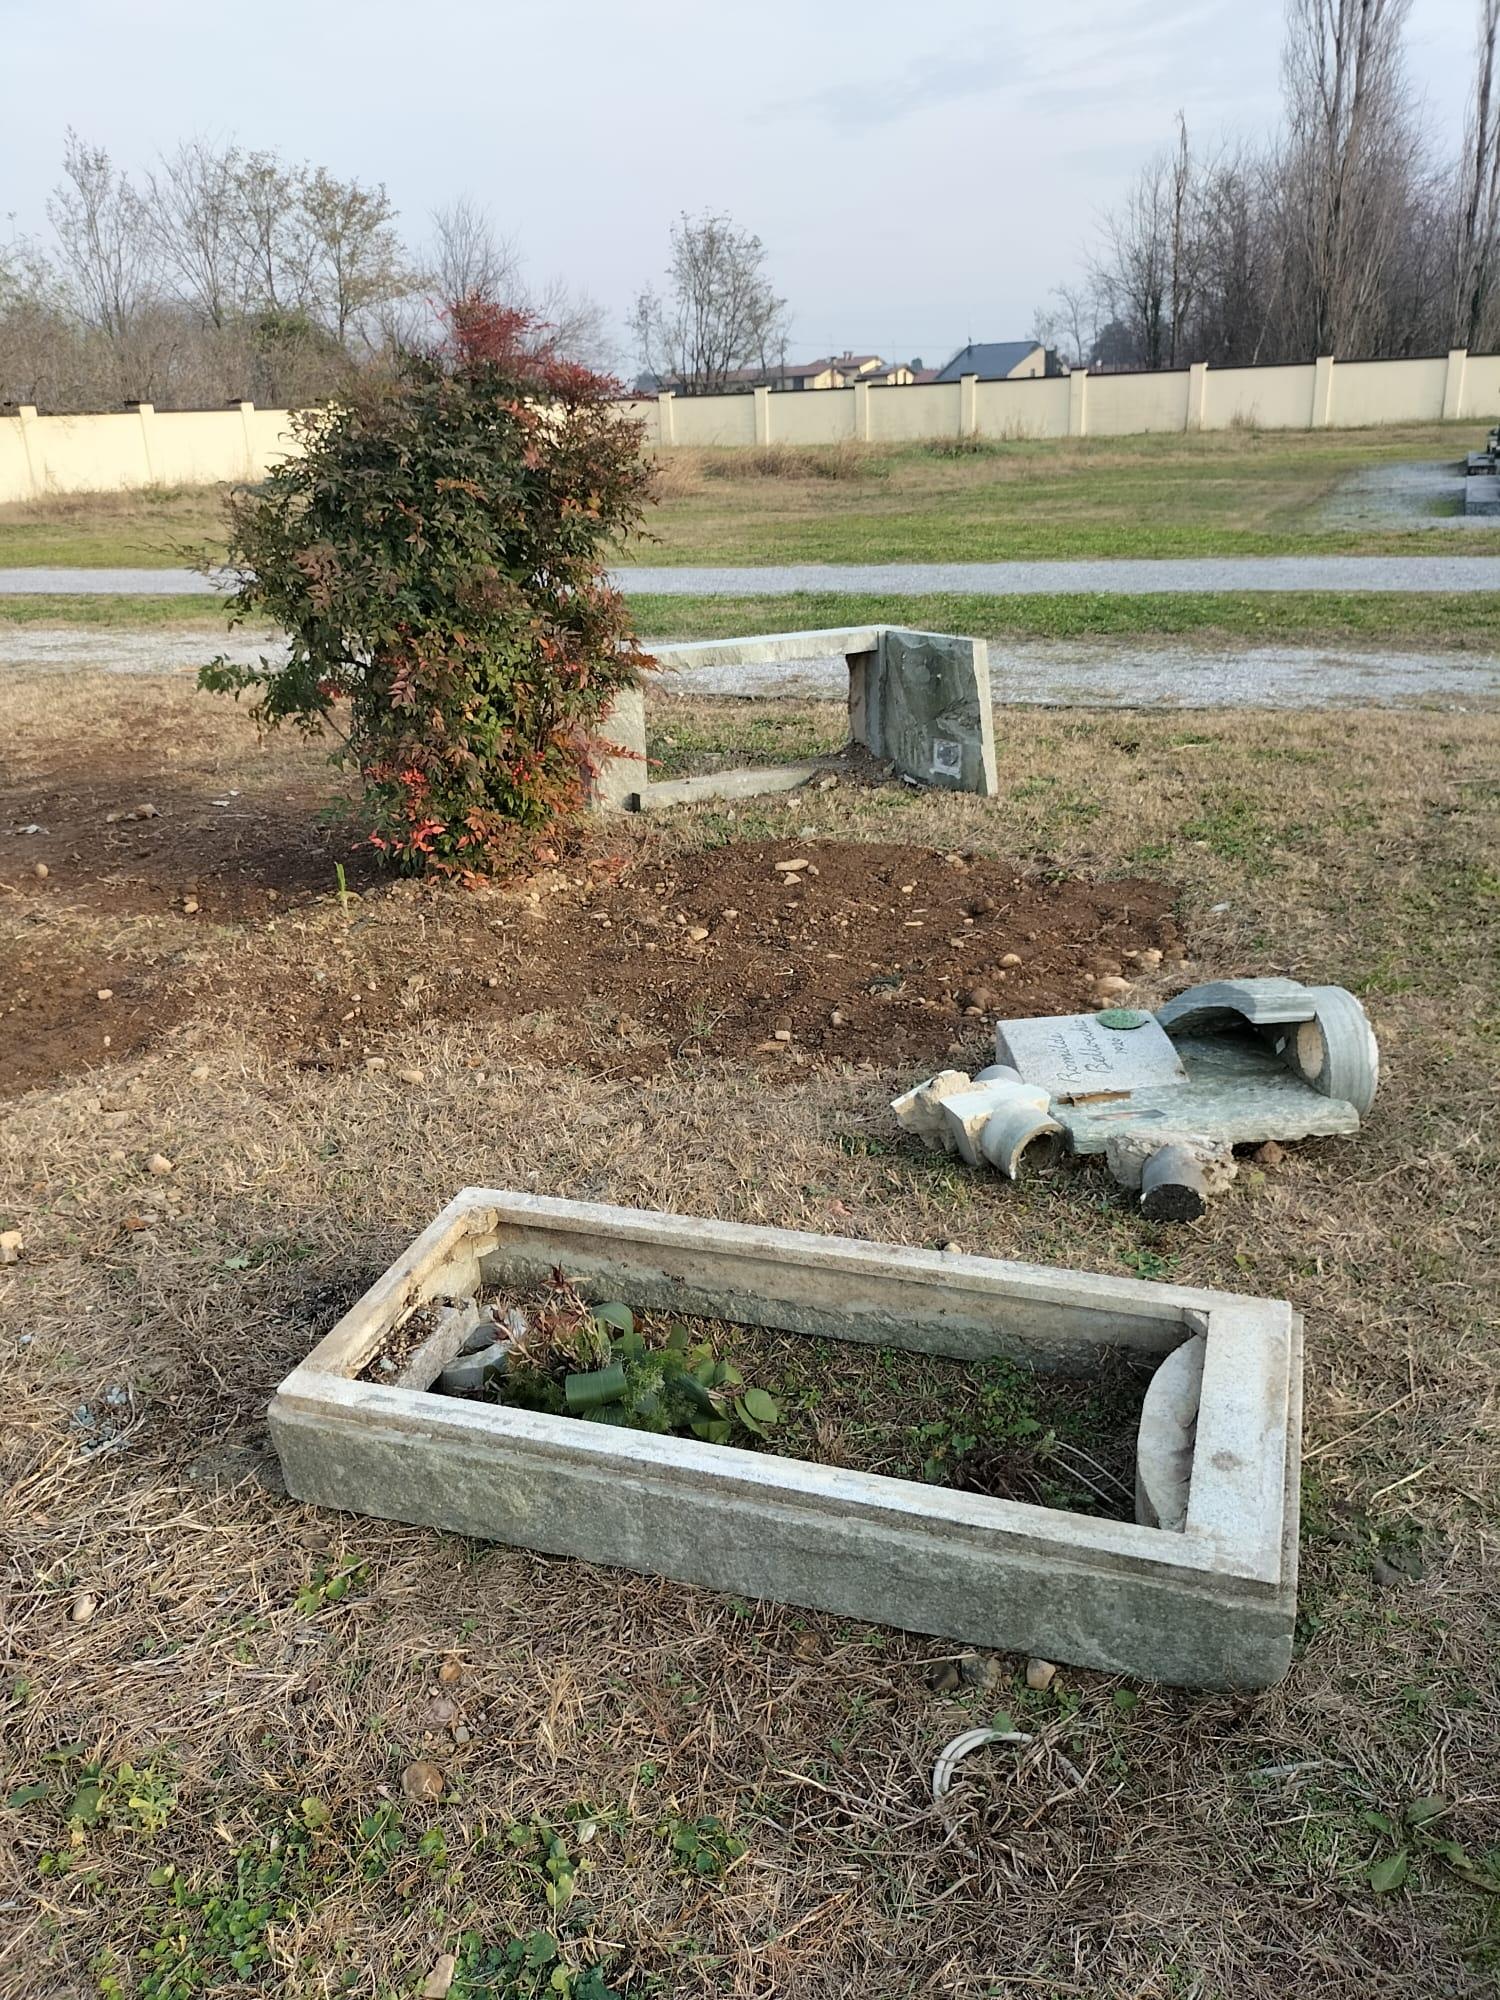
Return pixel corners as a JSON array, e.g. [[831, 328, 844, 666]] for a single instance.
[[591, 685, 646, 810], [862, 628, 999, 796], [269, 1189, 1303, 1690]]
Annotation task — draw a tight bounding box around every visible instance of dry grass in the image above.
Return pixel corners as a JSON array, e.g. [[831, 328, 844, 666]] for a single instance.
[[0, 484, 231, 569], [635, 421, 1500, 563], [2, 666, 1499, 1998]]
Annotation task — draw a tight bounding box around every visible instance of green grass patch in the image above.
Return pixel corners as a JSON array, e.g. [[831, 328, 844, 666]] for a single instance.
[[635, 424, 1500, 564], [0, 594, 231, 629], [633, 590, 1500, 651]]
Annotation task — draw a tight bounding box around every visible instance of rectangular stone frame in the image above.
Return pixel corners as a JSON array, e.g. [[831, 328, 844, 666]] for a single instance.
[[596, 626, 999, 810], [270, 1191, 1301, 1690]]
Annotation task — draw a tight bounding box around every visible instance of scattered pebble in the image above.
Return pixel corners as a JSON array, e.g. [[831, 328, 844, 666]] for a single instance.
[[774, 858, 809, 873], [190, 1065, 210, 1082], [1094, 975, 1131, 999], [146, 1153, 174, 1177], [957, 1649, 1000, 1688], [96, 988, 113, 1003], [0, 1229, 23, 1265], [182, 897, 199, 915], [33, 862, 48, 880], [930, 1659, 962, 1693], [401, 1759, 445, 1801], [773, 1020, 793, 1041], [941, 1240, 962, 1254], [421, 1954, 458, 2000], [1000, 952, 1022, 968], [1254, 1139, 1287, 1167], [1026, 1657, 1057, 1691], [71, 1591, 98, 1624], [437, 1657, 462, 1685], [364, 1056, 388, 1071], [687, 926, 709, 942], [397, 1067, 425, 1086]]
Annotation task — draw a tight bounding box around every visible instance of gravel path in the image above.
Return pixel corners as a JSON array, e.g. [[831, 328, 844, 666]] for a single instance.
[[4, 626, 1494, 707], [5, 554, 1500, 597]]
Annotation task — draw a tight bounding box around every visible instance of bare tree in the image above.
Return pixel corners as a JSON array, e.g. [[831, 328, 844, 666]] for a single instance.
[[431, 198, 520, 304], [1030, 281, 1103, 369], [632, 211, 787, 393], [144, 139, 245, 330], [299, 168, 411, 349], [47, 133, 157, 351], [1278, 0, 1419, 356], [1452, 0, 1500, 347]]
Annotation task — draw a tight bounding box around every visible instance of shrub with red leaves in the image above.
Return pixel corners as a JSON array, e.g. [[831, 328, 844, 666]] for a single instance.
[[201, 299, 654, 876]]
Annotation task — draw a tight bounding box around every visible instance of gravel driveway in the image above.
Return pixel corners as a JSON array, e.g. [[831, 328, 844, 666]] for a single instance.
[[5, 553, 1500, 596]]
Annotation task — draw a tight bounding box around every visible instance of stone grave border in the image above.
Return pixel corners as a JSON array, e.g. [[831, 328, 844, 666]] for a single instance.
[[269, 1189, 1302, 1690], [593, 625, 1000, 809]]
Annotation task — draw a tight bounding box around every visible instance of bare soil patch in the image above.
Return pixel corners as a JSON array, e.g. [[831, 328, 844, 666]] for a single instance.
[[3, 689, 1175, 1092]]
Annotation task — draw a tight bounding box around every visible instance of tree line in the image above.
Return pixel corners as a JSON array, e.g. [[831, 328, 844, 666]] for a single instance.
[[0, 136, 609, 412], [1035, 0, 1500, 372]]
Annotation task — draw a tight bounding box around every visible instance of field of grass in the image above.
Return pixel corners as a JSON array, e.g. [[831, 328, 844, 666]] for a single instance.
[[0, 483, 228, 569], [3, 663, 1498, 1996], [635, 424, 1500, 564], [3, 423, 1500, 573], [2, 588, 1497, 655]]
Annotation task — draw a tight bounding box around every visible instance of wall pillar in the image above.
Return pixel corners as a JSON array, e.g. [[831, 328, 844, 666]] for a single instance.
[[753, 384, 772, 446], [852, 378, 871, 442], [232, 399, 257, 477], [1186, 360, 1209, 432], [657, 391, 675, 448], [15, 404, 40, 497], [129, 402, 157, 483], [1311, 354, 1335, 428], [1067, 369, 1088, 438], [959, 373, 978, 435], [1442, 348, 1469, 422]]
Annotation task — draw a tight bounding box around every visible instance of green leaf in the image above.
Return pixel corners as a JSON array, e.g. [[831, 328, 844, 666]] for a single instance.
[[565, 1360, 629, 1411], [664, 1324, 691, 1351], [66, 1782, 103, 1825], [740, 1387, 780, 1425], [592, 1303, 634, 1337], [1112, 1689, 1139, 1713], [733, 1397, 769, 1438], [988, 1709, 1015, 1735], [524, 1931, 558, 1967], [1405, 1795, 1448, 1825], [1368, 1849, 1409, 1893], [5, 1782, 52, 1809]]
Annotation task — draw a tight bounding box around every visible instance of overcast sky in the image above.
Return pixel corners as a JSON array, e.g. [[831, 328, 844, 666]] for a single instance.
[[0, 0, 1483, 368]]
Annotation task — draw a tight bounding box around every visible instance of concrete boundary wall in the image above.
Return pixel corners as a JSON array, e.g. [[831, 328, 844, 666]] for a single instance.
[[3, 348, 1498, 502]]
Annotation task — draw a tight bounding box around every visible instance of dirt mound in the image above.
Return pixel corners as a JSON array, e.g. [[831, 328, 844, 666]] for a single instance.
[[2, 770, 377, 922], [253, 838, 1178, 1078]]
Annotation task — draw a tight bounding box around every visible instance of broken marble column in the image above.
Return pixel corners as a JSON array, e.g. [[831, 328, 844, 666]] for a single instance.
[[893, 1067, 1063, 1179], [1105, 1130, 1238, 1222], [1135, 1330, 1206, 1531]]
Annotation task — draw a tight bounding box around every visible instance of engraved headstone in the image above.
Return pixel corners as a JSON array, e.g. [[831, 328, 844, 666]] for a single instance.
[[995, 1010, 1188, 1103]]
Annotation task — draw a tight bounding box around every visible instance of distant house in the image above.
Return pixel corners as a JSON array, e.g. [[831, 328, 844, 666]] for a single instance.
[[933, 340, 1055, 382], [638, 351, 900, 395]]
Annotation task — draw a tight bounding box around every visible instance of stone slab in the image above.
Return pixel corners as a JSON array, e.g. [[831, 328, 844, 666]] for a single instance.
[[269, 1189, 1302, 1689], [1054, 1033, 1362, 1152], [1464, 475, 1500, 516], [634, 762, 824, 811], [996, 1011, 1188, 1102], [865, 628, 999, 796]]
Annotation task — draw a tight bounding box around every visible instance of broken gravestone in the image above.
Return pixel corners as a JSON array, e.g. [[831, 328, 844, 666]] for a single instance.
[[894, 979, 1379, 1220]]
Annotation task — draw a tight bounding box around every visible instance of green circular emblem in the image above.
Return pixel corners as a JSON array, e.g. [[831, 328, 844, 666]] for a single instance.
[[1096, 1007, 1150, 1030]]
